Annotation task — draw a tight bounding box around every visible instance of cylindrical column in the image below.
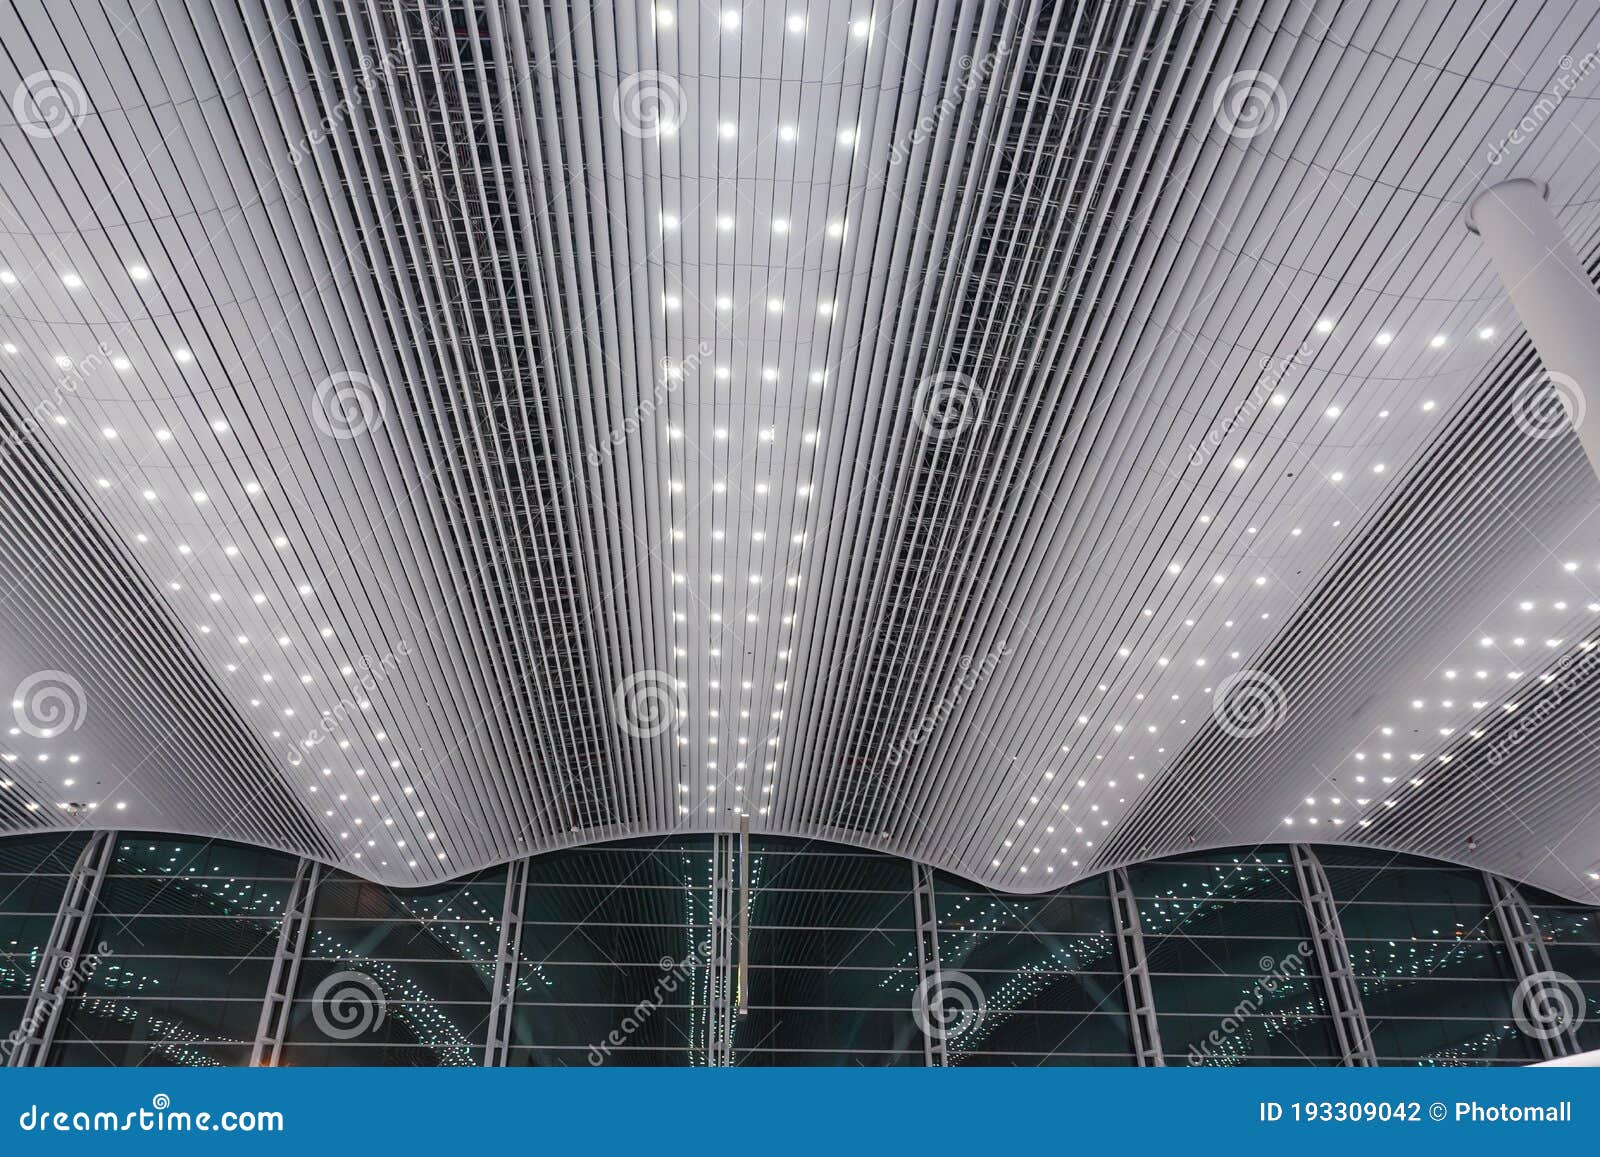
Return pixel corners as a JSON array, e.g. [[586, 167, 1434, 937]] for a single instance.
[[1467, 178, 1600, 474]]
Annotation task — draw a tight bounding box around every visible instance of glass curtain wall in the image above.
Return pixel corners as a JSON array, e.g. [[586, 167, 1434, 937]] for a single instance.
[[0, 831, 1595, 1067]]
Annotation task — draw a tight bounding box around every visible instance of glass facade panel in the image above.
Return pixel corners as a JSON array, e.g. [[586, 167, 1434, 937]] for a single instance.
[[0, 834, 86, 1043], [0, 833, 1592, 1067], [1130, 851, 1339, 1066], [1319, 849, 1536, 1066], [933, 872, 1130, 1064], [285, 866, 506, 1066], [50, 836, 296, 1067]]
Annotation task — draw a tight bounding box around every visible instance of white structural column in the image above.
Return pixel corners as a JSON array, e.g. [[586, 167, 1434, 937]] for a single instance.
[[1468, 178, 1600, 476]]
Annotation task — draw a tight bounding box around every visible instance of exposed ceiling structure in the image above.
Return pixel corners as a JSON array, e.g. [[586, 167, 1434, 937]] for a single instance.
[[0, 0, 1599, 900]]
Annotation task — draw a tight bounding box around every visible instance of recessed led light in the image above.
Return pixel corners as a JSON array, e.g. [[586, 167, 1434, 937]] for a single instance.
[[60, 272, 83, 288], [127, 264, 150, 281], [786, 13, 805, 33], [1374, 332, 1393, 346]]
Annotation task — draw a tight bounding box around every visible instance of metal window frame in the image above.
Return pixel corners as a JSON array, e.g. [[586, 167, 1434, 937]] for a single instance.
[[7, 829, 116, 1067], [1290, 845, 1375, 1066], [1484, 871, 1581, 1060], [250, 858, 322, 1067], [706, 833, 737, 1066], [911, 862, 947, 1066], [483, 856, 529, 1066], [1109, 866, 1165, 1066]]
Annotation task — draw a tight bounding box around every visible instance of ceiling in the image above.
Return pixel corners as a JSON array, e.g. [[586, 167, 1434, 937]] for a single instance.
[[0, 0, 1599, 900]]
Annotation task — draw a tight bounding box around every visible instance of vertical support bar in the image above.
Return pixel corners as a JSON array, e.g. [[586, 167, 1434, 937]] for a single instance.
[[483, 856, 529, 1066], [705, 833, 735, 1066], [1290, 845, 1375, 1066], [250, 858, 322, 1067], [8, 829, 115, 1067], [911, 862, 946, 1066], [1484, 871, 1580, 1060], [1109, 866, 1165, 1066], [736, 815, 749, 1017]]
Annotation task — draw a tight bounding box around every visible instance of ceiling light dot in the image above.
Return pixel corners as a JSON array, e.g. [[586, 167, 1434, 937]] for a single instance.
[[60, 272, 83, 289], [1374, 332, 1393, 346]]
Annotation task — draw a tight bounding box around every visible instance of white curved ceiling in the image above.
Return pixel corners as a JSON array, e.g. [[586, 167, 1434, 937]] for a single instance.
[[0, 0, 1598, 901]]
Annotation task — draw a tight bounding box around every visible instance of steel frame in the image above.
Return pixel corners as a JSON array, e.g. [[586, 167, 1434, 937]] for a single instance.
[[1109, 866, 1165, 1066], [911, 862, 947, 1066], [1289, 845, 1375, 1066], [483, 856, 529, 1066], [249, 858, 322, 1067], [706, 833, 737, 1066], [7, 830, 115, 1067], [1485, 871, 1580, 1060]]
